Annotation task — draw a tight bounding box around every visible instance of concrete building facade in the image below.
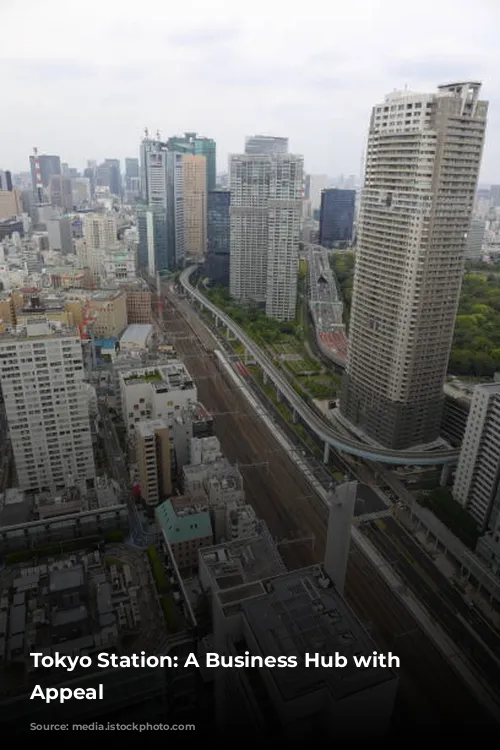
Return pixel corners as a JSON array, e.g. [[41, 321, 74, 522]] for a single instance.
[[136, 419, 172, 505], [138, 139, 185, 272], [88, 290, 127, 338], [340, 82, 488, 449], [182, 154, 207, 261], [229, 151, 303, 320], [119, 362, 197, 436], [156, 497, 213, 569], [82, 213, 117, 250], [0, 320, 95, 492], [453, 383, 500, 532]]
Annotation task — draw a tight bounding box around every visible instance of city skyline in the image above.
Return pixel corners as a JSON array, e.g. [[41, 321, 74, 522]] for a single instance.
[[1, 0, 499, 181]]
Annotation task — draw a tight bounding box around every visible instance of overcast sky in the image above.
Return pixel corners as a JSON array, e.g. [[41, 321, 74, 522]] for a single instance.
[[1, 0, 499, 181]]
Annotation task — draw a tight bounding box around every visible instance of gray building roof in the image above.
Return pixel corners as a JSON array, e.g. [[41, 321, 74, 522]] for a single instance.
[[49, 565, 84, 593], [242, 566, 396, 702]]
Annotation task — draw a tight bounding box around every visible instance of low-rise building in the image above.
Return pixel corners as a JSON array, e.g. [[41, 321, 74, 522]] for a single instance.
[[88, 289, 127, 338], [119, 361, 197, 435], [2, 549, 142, 667], [102, 247, 136, 282], [441, 380, 472, 447], [198, 520, 398, 738], [119, 324, 153, 353], [105, 280, 152, 324], [171, 402, 214, 472], [49, 267, 91, 290], [156, 497, 213, 570], [183, 439, 244, 506]]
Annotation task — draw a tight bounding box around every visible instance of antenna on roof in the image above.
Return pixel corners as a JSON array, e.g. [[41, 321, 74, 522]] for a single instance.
[[144, 127, 149, 138], [156, 129, 161, 141]]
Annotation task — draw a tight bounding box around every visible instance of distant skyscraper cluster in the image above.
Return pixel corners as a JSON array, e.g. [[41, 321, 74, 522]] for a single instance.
[[340, 82, 488, 450]]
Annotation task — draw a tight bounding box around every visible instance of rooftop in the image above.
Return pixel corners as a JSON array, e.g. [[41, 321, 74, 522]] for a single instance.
[[156, 499, 213, 544], [242, 565, 396, 701], [90, 290, 124, 303], [0, 319, 78, 341], [120, 324, 152, 346], [136, 418, 169, 438], [124, 368, 162, 384], [49, 565, 84, 593], [183, 457, 237, 486], [200, 523, 286, 590], [121, 361, 195, 391]]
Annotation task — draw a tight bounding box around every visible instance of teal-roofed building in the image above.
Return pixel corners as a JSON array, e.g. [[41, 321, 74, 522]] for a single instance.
[[156, 498, 213, 570]]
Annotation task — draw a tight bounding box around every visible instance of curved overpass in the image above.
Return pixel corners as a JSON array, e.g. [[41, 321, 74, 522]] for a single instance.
[[179, 267, 460, 466]]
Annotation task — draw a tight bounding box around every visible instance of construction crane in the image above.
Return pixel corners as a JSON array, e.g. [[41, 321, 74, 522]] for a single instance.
[[32, 147, 44, 204]]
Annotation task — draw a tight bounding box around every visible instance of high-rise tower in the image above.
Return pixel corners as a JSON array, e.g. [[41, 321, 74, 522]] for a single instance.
[[340, 82, 488, 450], [137, 137, 185, 273], [229, 148, 303, 321], [0, 319, 95, 491], [167, 132, 216, 192]]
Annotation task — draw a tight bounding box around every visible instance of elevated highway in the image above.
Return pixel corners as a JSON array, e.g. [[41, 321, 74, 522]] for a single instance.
[[179, 266, 460, 467]]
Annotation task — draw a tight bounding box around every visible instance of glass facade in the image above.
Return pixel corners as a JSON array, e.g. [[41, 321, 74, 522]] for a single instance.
[[167, 132, 216, 192], [206, 190, 230, 285], [319, 189, 356, 248]]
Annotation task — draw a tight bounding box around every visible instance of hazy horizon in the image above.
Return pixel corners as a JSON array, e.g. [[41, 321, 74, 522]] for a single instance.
[[1, 0, 499, 181]]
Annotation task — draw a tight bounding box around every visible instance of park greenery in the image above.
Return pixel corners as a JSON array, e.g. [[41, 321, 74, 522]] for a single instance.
[[449, 270, 500, 377], [203, 270, 340, 401], [329, 252, 355, 326], [329, 254, 500, 378], [147, 545, 179, 633], [418, 488, 479, 549]]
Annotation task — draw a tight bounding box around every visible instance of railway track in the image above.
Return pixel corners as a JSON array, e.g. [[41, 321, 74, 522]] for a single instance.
[[162, 300, 493, 729]]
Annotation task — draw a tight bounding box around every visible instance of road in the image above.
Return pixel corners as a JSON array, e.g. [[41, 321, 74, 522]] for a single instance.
[[363, 516, 500, 692], [162, 298, 494, 730]]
